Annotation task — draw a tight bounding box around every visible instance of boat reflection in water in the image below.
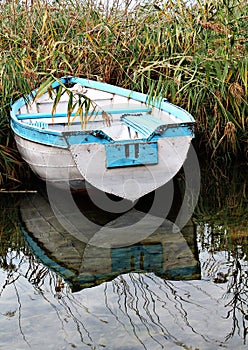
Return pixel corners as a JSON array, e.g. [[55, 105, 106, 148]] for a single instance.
[[20, 189, 200, 292], [1, 167, 246, 350]]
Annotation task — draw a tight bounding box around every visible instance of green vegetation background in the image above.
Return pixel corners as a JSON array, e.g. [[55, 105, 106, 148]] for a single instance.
[[0, 0, 247, 187]]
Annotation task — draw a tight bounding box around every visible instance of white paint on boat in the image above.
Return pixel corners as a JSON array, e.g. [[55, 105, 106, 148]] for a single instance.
[[15, 134, 82, 181]]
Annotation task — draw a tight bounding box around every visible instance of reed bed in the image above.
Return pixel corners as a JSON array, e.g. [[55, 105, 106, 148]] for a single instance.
[[0, 0, 247, 186]]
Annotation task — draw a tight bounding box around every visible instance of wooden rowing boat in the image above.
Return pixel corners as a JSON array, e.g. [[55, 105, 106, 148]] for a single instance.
[[10, 77, 195, 200]]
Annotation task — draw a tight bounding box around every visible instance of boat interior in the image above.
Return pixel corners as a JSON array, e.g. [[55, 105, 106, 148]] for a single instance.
[[16, 87, 179, 141]]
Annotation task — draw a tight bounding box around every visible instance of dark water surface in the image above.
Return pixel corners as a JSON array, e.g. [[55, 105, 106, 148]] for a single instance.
[[0, 162, 247, 349]]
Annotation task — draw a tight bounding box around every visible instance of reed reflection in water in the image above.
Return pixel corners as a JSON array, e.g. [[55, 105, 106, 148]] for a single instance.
[[1, 258, 247, 349], [0, 172, 247, 350]]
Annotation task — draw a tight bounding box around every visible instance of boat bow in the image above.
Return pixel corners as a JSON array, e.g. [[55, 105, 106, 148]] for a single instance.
[[66, 135, 192, 201]]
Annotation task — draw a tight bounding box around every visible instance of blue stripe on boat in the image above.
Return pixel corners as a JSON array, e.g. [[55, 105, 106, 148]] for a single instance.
[[10, 119, 68, 147], [11, 117, 193, 148], [17, 107, 153, 120]]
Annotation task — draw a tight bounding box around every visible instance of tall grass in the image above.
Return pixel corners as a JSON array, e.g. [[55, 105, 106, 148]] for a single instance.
[[0, 0, 247, 186]]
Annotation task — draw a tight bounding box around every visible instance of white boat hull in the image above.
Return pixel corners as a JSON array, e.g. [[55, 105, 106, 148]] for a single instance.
[[70, 136, 192, 200], [15, 133, 192, 200], [15, 134, 82, 181]]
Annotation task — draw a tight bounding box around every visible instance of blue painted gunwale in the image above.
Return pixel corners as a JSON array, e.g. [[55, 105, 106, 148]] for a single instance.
[[10, 76, 195, 148]]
